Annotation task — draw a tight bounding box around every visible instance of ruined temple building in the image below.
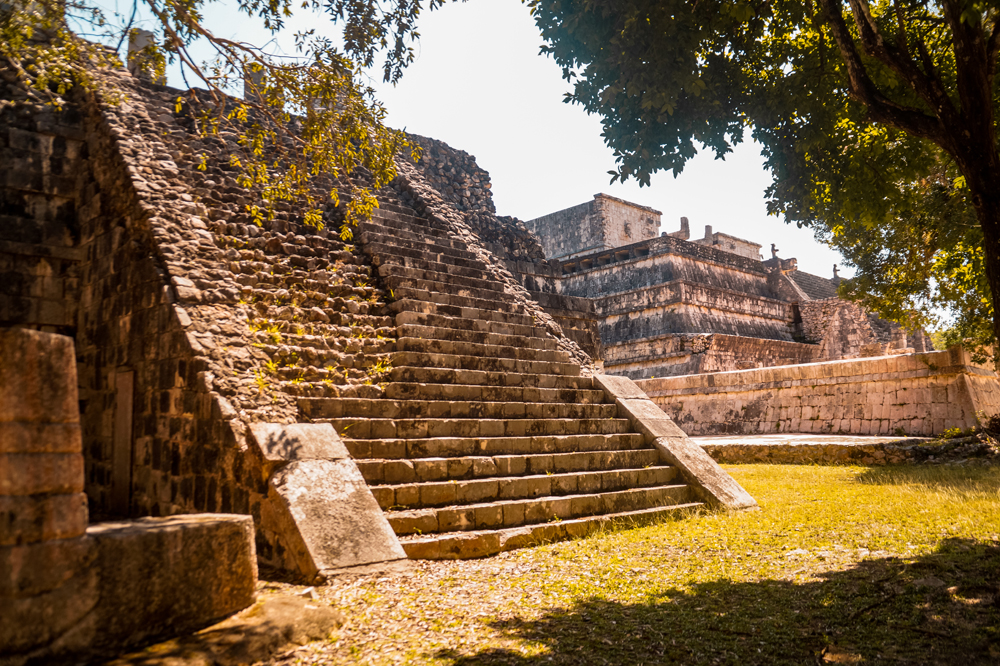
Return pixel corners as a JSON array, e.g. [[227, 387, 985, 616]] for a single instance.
[[515, 193, 930, 380]]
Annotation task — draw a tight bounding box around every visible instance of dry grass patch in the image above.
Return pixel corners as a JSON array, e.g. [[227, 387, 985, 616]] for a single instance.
[[261, 464, 1000, 665]]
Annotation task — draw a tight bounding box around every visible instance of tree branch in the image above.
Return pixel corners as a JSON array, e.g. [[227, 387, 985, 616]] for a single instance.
[[985, 11, 1000, 84], [818, 0, 946, 146], [940, 0, 995, 153], [846, 0, 958, 125]]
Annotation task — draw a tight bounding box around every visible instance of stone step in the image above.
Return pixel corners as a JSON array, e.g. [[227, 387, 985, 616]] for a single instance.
[[385, 278, 517, 310], [298, 397, 616, 420], [391, 351, 580, 376], [400, 502, 704, 560], [343, 432, 649, 460], [320, 416, 634, 440], [389, 287, 522, 315], [378, 254, 487, 282], [396, 337, 570, 364], [395, 310, 550, 339], [358, 449, 666, 487], [386, 483, 694, 536], [391, 299, 540, 329], [380, 382, 604, 404], [358, 227, 472, 257], [373, 466, 677, 511], [388, 365, 589, 389], [254, 342, 394, 365], [372, 201, 421, 218], [366, 241, 484, 271], [362, 216, 456, 243], [374, 250, 486, 278], [396, 324, 559, 351], [382, 265, 502, 296], [370, 208, 457, 236]]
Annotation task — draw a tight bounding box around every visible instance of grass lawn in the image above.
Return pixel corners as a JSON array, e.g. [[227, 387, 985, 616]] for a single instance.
[[266, 464, 1000, 665]]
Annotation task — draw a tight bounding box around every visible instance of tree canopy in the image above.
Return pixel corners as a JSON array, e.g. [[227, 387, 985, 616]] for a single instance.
[[528, 0, 1000, 357]]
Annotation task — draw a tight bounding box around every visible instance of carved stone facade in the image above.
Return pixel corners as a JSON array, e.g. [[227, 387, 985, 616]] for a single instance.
[[512, 196, 926, 378]]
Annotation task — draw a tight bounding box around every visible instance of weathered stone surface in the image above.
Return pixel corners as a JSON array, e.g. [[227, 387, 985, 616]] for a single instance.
[[0, 541, 98, 655], [0, 328, 78, 424], [264, 459, 406, 577], [249, 422, 350, 466], [77, 514, 257, 654], [3, 515, 255, 662], [592, 373, 649, 400], [0, 492, 88, 545], [0, 421, 82, 454]]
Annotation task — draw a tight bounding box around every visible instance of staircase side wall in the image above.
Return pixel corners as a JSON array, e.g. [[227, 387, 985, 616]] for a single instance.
[[0, 71, 333, 576], [637, 347, 997, 437]]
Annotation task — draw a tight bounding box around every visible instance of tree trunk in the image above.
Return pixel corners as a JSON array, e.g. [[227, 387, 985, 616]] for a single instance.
[[966, 168, 1000, 360]]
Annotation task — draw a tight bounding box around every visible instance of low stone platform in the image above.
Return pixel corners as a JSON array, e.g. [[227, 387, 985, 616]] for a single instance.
[[693, 434, 935, 465]]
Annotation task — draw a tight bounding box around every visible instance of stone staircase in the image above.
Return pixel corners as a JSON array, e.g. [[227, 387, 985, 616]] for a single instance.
[[294, 198, 703, 559]]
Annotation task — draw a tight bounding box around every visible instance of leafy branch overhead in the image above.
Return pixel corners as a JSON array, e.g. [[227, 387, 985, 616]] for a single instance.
[[0, 0, 421, 238]]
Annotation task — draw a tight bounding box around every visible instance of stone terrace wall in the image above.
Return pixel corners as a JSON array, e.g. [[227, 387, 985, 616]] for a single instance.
[[638, 347, 1000, 437], [604, 333, 821, 380]]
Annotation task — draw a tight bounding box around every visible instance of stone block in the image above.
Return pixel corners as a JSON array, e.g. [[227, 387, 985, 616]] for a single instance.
[[593, 374, 649, 400], [0, 328, 78, 424], [616, 398, 687, 442], [0, 421, 82, 454], [0, 535, 94, 599], [2, 515, 256, 661], [248, 422, 349, 469], [79, 515, 255, 654], [263, 459, 406, 578], [0, 492, 88, 546], [0, 541, 98, 656], [0, 452, 84, 495]]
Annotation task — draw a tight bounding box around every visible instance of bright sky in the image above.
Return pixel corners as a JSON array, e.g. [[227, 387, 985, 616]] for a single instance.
[[139, 0, 850, 277]]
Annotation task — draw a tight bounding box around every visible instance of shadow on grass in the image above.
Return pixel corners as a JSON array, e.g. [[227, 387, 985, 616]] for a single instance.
[[438, 538, 1000, 666], [854, 465, 1000, 495]]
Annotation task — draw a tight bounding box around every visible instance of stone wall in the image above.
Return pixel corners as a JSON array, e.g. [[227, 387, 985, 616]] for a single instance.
[[604, 333, 820, 379], [525, 193, 661, 260], [638, 347, 1000, 437], [0, 100, 86, 334], [405, 133, 495, 214], [0, 64, 408, 576]]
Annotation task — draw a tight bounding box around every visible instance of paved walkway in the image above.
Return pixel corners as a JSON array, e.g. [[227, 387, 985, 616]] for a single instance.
[[690, 433, 934, 465], [691, 434, 930, 447]]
